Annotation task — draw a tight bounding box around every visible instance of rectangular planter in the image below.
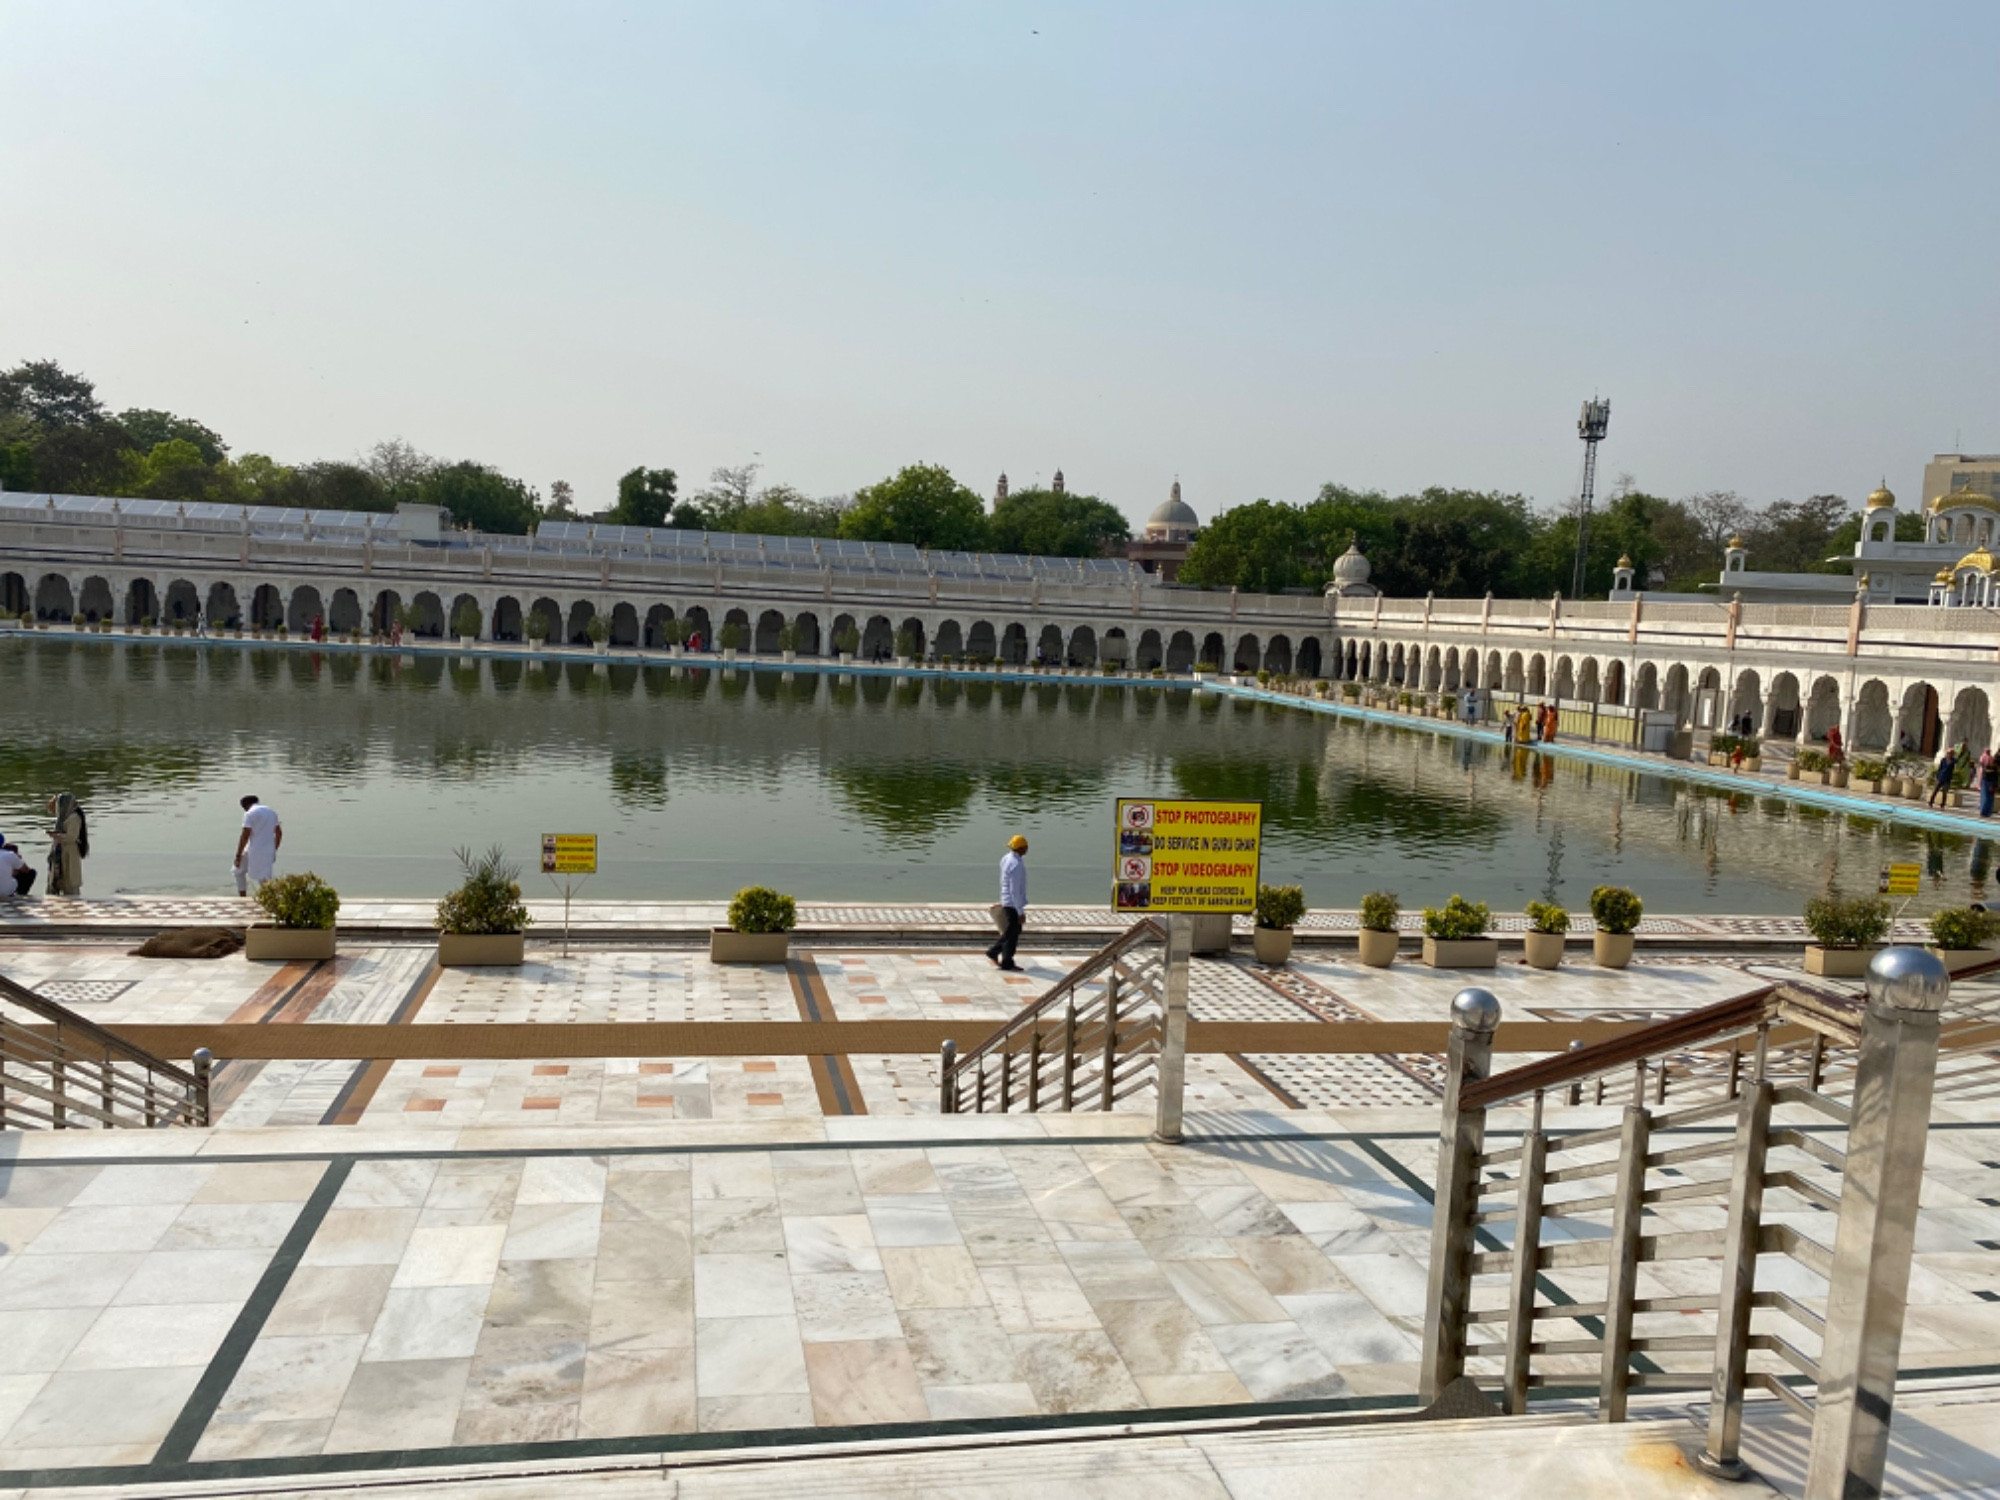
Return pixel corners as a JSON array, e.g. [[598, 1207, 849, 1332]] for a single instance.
[[1928, 947, 1995, 975], [709, 928, 790, 964], [1422, 936, 1500, 969], [1803, 944, 1878, 978], [1855, 779, 1885, 796], [245, 925, 336, 961], [1797, 769, 1825, 785], [438, 932, 526, 967]]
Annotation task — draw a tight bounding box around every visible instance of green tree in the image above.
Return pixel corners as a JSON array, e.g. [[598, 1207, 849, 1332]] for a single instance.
[[0, 442, 34, 491], [1178, 499, 1314, 593], [1744, 494, 1851, 573], [0, 359, 106, 430], [131, 439, 237, 503], [608, 466, 678, 528], [282, 460, 391, 512], [987, 486, 1131, 557], [1372, 489, 1542, 597], [840, 463, 988, 551], [117, 409, 228, 465], [0, 359, 126, 493], [415, 461, 538, 534]]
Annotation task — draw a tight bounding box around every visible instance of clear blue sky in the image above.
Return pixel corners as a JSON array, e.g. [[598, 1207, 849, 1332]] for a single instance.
[[3, 1, 1994, 526]]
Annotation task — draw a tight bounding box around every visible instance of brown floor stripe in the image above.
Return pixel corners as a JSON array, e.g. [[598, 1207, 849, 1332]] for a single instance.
[[1227, 1052, 1305, 1107], [326, 960, 444, 1126], [222, 961, 317, 1024], [786, 956, 867, 1116], [210, 959, 346, 1119]]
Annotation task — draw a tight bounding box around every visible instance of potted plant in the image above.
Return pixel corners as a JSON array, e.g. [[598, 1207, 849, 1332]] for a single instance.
[[1252, 883, 1306, 965], [1523, 900, 1568, 969], [1589, 886, 1642, 968], [712, 885, 796, 963], [1440, 693, 1458, 720], [586, 614, 610, 655], [777, 622, 799, 663], [1421, 894, 1497, 968], [139, 614, 154, 635], [246, 872, 341, 960], [719, 621, 746, 661], [436, 845, 532, 966], [527, 611, 552, 647], [1928, 906, 2000, 974], [1357, 891, 1400, 967], [835, 625, 860, 664], [1397, 691, 1415, 713], [453, 600, 482, 648], [661, 616, 685, 656], [1795, 748, 1828, 785], [1340, 682, 1361, 702], [1826, 758, 1849, 789], [1802, 890, 1891, 977], [894, 628, 916, 668], [1851, 758, 1889, 795]]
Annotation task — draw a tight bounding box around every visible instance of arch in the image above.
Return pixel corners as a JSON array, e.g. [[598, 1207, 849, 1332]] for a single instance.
[[1001, 623, 1029, 665], [1634, 662, 1659, 712], [610, 602, 640, 647], [1200, 632, 1227, 669], [1423, 646, 1442, 691], [1552, 655, 1576, 698], [1233, 634, 1261, 673], [1297, 636, 1322, 679], [1066, 623, 1099, 666], [409, 591, 445, 638], [933, 619, 965, 659], [526, 595, 561, 641], [0, 572, 24, 614], [792, 611, 822, 655], [1389, 643, 1406, 684], [1948, 688, 1991, 755], [282, 585, 322, 632], [1765, 672, 1801, 738], [966, 620, 997, 660], [493, 596, 524, 642], [371, 589, 403, 635], [34, 574, 74, 621], [440, 593, 476, 639], [1341, 640, 1357, 679], [1896, 682, 1941, 755], [897, 617, 928, 659], [1727, 669, 1761, 735], [247, 584, 282, 629], [1036, 624, 1063, 664], [206, 581, 240, 628], [1164, 630, 1194, 672], [329, 588, 363, 635], [77, 576, 114, 623], [681, 605, 712, 648], [1602, 660, 1624, 706], [755, 609, 786, 654], [1443, 647, 1463, 691], [1575, 657, 1600, 703], [1137, 629, 1166, 670], [1850, 680, 1892, 752], [1804, 675, 1841, 742], [1263, 635, 1293, 675], [567, 600, 598, 645], [1503, 652, 1524, 693], [1358, 641, 1373, 680], [1662, 664, 1691, 724], [1526, 654, 1547, 696], [862, 614, 896, 660]]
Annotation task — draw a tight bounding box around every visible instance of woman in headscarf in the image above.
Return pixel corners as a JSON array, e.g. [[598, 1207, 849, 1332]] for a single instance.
[[46, 791, 87, 896]]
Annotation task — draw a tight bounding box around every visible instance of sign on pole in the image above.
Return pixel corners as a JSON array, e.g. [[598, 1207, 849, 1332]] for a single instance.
[[542, 834, 598, 876], [1112, 798, 1263, 913], [1879, 862, 1920, 897]]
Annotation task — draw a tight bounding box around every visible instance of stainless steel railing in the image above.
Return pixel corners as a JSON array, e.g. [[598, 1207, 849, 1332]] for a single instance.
[[0, 973, 210, 1129]]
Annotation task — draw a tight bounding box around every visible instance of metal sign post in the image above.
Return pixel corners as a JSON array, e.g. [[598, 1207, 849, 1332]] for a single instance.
[[541, 834, 598, 958]]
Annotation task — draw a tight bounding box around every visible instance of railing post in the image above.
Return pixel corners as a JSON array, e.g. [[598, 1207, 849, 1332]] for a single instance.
[[938, 1040, 956, 1114], [1501, 1089, 1546, 1414], [1153, 915, 1193, 1145], [1418, 987, 1501, 1404], [1598, 1059, 1652, 1422], [193, 1048, 213, 1128], [1027, 1024, 1042, 1113], [1805, 948, 1947, 1500], [1099, 974, 1122, 1111], [1061, 999, 1077, 1110], [1698, 1072, 1773, 1478]]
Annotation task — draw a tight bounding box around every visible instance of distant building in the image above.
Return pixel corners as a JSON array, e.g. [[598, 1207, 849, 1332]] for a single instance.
[[1127, 480, 1199, 580], [1924, 453, 2000, 510]]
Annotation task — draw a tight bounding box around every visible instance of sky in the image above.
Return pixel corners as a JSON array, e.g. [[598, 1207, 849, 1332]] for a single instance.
[[3, 1, 1996, 528]]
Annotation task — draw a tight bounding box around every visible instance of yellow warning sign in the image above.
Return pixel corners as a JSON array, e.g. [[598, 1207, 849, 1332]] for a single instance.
[[1880, 862, 1920, 896], [542, 834, 598, 875], [1113, 798, 1263, 914]]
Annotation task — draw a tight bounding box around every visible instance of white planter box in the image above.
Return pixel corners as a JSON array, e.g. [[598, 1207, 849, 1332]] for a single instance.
[[245, 925, 336, 961], [710, 928, 789, 964], [1422, 937, 1499, 969], [1928, 947, 1994, 975], [782, 650, 796, 662], [459, 635, 476, 648], [438, 932, 526, 967], [723, 648, 738, 661], [1803, 944, 1878, 978]]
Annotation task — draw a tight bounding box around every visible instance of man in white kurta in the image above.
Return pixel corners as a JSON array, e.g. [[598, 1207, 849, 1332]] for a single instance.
[[234, 796, 282, 895]]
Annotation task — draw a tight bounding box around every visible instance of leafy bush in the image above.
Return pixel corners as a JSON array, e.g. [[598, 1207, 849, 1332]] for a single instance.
[[1930, 906, 2000, 951], [1803, 891, 1891, 948], [1525, 899, 1570, 935], [1796, 748, 1829, 772], [719, 622, 747, 651], [452, 601, 482, 638], [894, 628, 916, 658], [586, 614, 609, 644], [1589, 886, 1644, 934], [1256, 667, 1271, 685], [1255, 883, 1306, 931], [1441, 694, 1458, 714], [1422, 894, 1490, 940], [835, 625, 860, 655], [777, 622, 800, 652], [1358, 890, 1400, 932], [1340, 682, 1361, 701], [254, 872, 341, 930], [1852, 758, 1888, 782], [663, 616, 687, 646], [526, 611, 551, 641], [1397, 691, 1415, 708], [728, 885, 797, 934], [436, 846, 533, 935]]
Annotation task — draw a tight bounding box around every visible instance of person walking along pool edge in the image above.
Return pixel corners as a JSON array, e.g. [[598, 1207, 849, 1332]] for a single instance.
[[987, 834, 1028, 971], [234, 795, 282, 895]]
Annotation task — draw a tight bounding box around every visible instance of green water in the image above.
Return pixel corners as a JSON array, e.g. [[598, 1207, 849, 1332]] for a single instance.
[[3, 637, 1990, 914]]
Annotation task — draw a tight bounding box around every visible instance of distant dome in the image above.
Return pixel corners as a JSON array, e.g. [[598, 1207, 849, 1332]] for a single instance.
[[1727, 534, 1746, 551], [1148, 490, 1198, 530], [1616, 554, 1632, 569], [1325, 536, 1378, 597], [1866, 483, 1895, 510], [1956, 546, 1996, 576]]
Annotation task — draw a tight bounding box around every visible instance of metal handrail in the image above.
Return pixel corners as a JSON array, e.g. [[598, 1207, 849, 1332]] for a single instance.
[[0, 973, 198, 1084], [0, 972, 209, 1129], [948, 917, 1164, 1075]]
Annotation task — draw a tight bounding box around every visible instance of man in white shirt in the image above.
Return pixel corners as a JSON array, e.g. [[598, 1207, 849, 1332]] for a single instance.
[[0, 840, 31, 899], [986, 834, 1028, 972], [233, 796, 282, 895]]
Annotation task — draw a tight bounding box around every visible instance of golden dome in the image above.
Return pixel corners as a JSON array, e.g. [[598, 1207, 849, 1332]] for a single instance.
[[1935, 566, 1955, 586], [1928, 490, 2000, 514], [1615, 554, 1632, 569], [1726, 534, 1745, 550], [1866, 484, 1895, 510], [1955, 546, 1997, 575]]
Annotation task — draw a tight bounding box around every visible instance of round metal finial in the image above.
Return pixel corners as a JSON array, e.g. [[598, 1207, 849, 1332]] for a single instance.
[[1865, 946, 1949, 1014], [1451, 987, 1501, 1033]]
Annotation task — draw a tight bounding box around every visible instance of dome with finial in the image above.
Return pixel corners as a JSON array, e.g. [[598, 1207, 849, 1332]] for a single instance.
[[1145, 479, 1199, 540], [1616, 554, 1632, 569], [1051, 468, 1065, 495], [1866, 481, 1895, 510], [1727, 534, 1745, 551], [1325, 535, 1378, 597]]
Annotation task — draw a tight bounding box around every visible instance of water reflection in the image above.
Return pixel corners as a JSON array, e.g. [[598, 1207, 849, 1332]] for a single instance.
[[3, 637, 1993, 911]]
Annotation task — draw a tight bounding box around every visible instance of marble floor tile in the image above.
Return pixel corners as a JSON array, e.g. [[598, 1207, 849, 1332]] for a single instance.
[[452, 1401, 578, 1445], [23, 1204, 183, 1256], [852, 1150, 939, 1197], [516, 1156, 608, 1206], [692, 1197, 783, 1255], [1135, 1371, 1255, 1407], [0, 1364, 202, 1451], [866, 1194, 962, 1248], [900, 1306, 1020, 1388], [773, 1159, 865, 1217], [782, 1214, 881, 1275], [1161, 1259, 1291, 1326], [158, 1202, 303, 1252], [693, 1315, 810, 1398], [64, 1301, 241, 1371], [1058, 1241, 1177, 1305], [1279, 1291, 1421, 1365], [299, 1208, 420, 1268], [205, 1333, 367, 1427], [487, 1257, 595, 1328], [1228, 1235, 1350, 1296], [1096, 1298, 1234, 1376], [694, 1252, 797, 1320], [337, 1160, 440, 1210], [362, 1284, 493, 1362], [979, 1263, 1101, 1334], [804, 1338, 929, 1425], [393, 1224, 509, 1288], [589, 1278, 694, 1352], [879, 1245, 990, 1310], [1277, 1202, 1398, 1256], [792, 1271, 902, 1343], [193, 1161, 329, 1205], [69, 1164, 214, 1209], [502, 1202, 603, 1261], [0, 1251, 141, 1312], [324, 1356, 472, 1453], [696, 1392, 815, 1432], [111, 1247, 273, 1307], [921, 1381, 1041, 1419], [264, 1265, 396, 1338], [578, 1347, 696, 1437], [186, 1415, 332, 1461], [461, 1323, 588, 1411], [692, 1153, 776, 1201], [1207, 1320, 1349, 1400], [1331, 1253, 1432, 1320], [1009, 1329, 1146, 1413], [0, 1309, 98, 1375]]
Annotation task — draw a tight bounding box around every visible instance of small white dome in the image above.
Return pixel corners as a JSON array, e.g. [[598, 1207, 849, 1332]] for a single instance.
[[1332, 539, 1371, 585]]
